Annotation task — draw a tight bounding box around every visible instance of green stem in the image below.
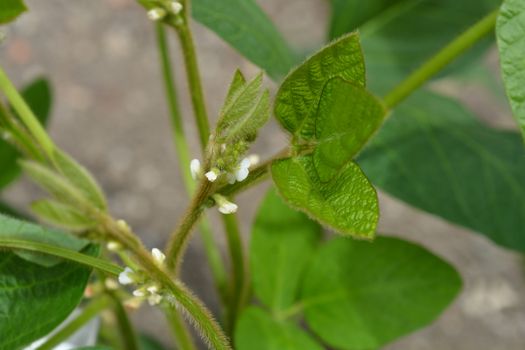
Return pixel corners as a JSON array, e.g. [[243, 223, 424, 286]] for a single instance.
[[36, 296, 112, 350], [175, 23, 210, 149], [0, 238, 122, 275], [109, 291, 140, 350], [0, 66, 55, 156], [383, 9, 498, 109], [164, 306, 197, 350], [156, 21, 228, 305], [222, 214, 248, 335]]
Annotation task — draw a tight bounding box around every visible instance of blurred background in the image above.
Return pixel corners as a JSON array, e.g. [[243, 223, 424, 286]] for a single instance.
[[1, 0, 524, 349]]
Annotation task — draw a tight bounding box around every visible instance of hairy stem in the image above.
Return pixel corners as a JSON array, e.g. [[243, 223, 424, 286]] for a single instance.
[[164, 306, 197, 350], [36, 296, 112, 350], [156, 22, 228, 305], [383, 9, 498, 109], [109, 291, 140, 350]]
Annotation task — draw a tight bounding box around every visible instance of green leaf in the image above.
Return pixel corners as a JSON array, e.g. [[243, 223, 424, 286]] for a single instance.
[[271, 155, 378, 239], [51, 149, 107, 211], [31, 199, 96, 231], [329, 0, 404, 39], [0, 0, 26, 24], [301, 236, 461, 349], [139, 334, 167, 350], [0, 245, 97, 350], [0, 78, 52, 190], [356, 0, 501, 94], [359, 91, 525, 251], [75, 347, 113, 350], [496, 0, 525, 140], [235, 307, 323, 350], [251, 188, 322, 313], [274, 33, 365, 138], [0, 212, 89, 267], [312, 77, 386, 182], [192, 0, 297, 80]]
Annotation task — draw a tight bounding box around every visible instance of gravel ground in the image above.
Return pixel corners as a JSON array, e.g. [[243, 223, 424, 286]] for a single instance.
[[1, 0, 524, 349]]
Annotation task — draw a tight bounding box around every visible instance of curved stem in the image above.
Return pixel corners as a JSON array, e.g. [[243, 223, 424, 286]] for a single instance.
[[109, 291, 140, 350], [156, 21, 228, 305], [36, 296, 112, 350], [175, 23, 210, 149], [164, 306, 197, 350], [383, 9, 498, 109], [0, 238, 122, 275]]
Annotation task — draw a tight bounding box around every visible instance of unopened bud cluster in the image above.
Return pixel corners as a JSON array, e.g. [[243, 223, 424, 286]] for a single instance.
[[147, 1, 183, 22], [118, 248, 168, 306]]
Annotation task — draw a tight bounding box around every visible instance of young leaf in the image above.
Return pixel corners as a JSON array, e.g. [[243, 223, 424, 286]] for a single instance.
[[496, 0, 525, 140], [225, 88, 270, 143], [51, 149, 107, 211], [274, 33, 365, 139], [271, 155, 378, 239], [359, 91, 525, 251], [0, 0, 26, 24], [222, 69, 247, 114], [0, 245, 97, 350], [31, 199, 96, 231], [0, 78, 52, 190], [251, 188, 322, 313], [312, 78, 386, 182], [301, 236, 461, 349], [192, 0, 297, 80], [235, 307, 323, 350], [0, 213, 89, 267]]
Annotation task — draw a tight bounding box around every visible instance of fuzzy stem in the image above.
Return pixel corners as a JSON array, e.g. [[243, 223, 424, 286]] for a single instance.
[[164, 306, 198, 350]]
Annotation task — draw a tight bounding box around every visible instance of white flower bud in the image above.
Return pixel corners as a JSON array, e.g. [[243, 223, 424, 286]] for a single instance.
[[118, 267, 134, 285], [147, 8, 166, 21], [133, 289, 146, 297], [205, 169, 220, 182], [148, 293, 163, 306], [190, 159, 201, 180], [106, 241, 121, 252], [152, 248, 166, 265], [147, 285, 160, 294], [116, 219, 130, 232], [105, 278, 119, 290], [235, 157, 251, 182], [248, 154, 260, 167], [170, 1, 183, 14]]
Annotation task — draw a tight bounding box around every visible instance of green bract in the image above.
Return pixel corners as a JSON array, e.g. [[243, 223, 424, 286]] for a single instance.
[[497, 0, 525, 140]]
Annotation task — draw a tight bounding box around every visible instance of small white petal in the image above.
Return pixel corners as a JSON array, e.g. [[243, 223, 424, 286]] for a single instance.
[[205, 170, 219, 182], [148, 293, 163, 306], [151, 248, 166, 264], [118, 267, 134, 285], [235, 166, 249, 182], [147, 8, 166, 21], [133, 289, 146, 297], [248, 154, 260, 167], [227, 173, 236, 184], [170, 1, 183, 14], [240, 157, 251, 169], [190, 159, 201, 180], [219, 202, 238, 214]]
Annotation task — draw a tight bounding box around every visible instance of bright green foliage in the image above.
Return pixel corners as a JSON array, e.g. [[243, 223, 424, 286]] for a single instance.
[[354, 0, 500, 94], [235, 307, 323, 350], [496, 0, 525, 140], [0, 245, 97, 350], [75, 347, 113, 350], [0, 213, 89, 267], [31, 199, 96, 231], [51, 149, 107, 211], [0, 78, 51, 190], [301, 236, 461, 349], [313, 78, 386, 182], [250, 189, 322, 313], [0, 0, 26, 24], [192, 0, 297, 80], [274, 33, 365, 138], [216, 72, 269, 143], [271, 156, 378, 239], [329, 0, 403, 38], [359, 92, 525, 251]]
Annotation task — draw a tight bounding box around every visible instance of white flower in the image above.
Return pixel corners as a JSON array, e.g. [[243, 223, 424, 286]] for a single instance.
[[148, 293, 163, 306], [228, 158, 251, 184], [248, 154, 260, 167], [106, 241, 121, 252], [218, 201, 238, 215], [151, 248, 166, 265], [105, 278, 119, 290], [205, 169, 220, 182], [147, 285, 159, 294], [170, 1, 183, 14], [147, 8, 166, 21], [133, 289, 146, 297], [190, 159, 201, 180], [118, 267, 134, 285]]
